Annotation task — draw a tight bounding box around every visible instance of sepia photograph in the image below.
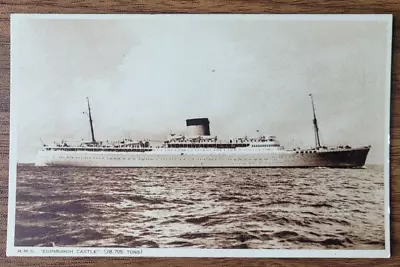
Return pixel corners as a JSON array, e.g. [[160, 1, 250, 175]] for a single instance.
[[7, 14, 392, 258]]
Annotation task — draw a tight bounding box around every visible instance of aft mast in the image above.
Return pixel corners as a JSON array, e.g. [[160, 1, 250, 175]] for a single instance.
[[86, 97, 96, 143], [309, 94, 321, 148]]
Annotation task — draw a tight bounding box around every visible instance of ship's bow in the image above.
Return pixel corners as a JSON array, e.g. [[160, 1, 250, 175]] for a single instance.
[[34, 149, 49, 166]]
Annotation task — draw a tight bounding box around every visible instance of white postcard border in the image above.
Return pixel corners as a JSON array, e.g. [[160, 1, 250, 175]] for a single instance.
[[6, 246, 389, 258]]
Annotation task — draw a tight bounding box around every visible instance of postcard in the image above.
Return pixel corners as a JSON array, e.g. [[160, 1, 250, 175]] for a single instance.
[[7, 14, 392, 258]]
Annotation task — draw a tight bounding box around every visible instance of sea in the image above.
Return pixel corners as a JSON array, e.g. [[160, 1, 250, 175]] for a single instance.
[[14, 164, 386, 250]]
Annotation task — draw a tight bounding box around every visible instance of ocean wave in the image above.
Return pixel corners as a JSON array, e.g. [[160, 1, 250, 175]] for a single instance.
[[38, 199, 92, 214]]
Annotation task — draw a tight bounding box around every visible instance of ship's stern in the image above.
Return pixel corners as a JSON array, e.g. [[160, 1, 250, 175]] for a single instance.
[[351, 146, 371, 167], [330, 146, 371, 168]]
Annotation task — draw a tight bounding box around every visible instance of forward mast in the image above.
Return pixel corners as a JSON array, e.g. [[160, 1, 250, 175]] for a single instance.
[[309, 94, 322, 149]]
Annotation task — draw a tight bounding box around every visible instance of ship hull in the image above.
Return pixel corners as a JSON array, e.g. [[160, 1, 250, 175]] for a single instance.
[[34, 147, 370, 168]]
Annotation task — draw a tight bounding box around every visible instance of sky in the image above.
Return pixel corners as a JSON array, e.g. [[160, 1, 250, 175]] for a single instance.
[[11, 15, 392, 164]]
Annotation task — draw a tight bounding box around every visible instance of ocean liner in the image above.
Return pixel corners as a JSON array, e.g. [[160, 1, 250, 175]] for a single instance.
[[34, 95, 370, 168]]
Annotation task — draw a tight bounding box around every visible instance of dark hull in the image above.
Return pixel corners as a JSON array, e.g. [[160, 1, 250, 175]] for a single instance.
[[289, 147, 371, 168]]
